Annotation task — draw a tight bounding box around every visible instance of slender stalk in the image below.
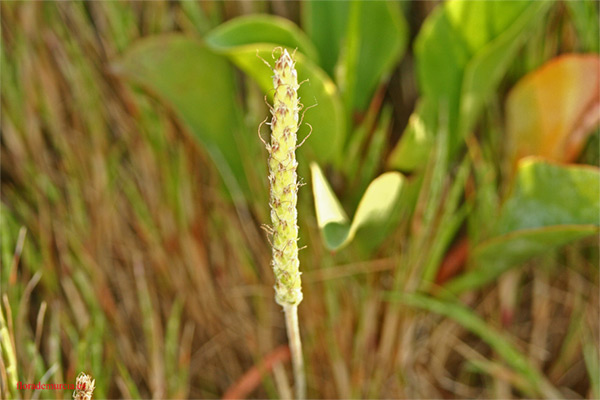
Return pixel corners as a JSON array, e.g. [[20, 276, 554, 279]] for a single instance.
[[284, 305, 305, 400]]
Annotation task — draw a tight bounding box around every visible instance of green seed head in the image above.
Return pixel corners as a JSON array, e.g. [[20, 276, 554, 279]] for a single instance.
[[266, 49, 302, 307]]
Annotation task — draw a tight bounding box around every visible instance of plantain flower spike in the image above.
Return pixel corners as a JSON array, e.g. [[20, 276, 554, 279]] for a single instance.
[[265, 48, 303, 307], [260, 47, 309, 400]]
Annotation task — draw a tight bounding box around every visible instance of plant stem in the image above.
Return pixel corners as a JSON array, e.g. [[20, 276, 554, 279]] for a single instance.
[[284, 305, 305, 400]]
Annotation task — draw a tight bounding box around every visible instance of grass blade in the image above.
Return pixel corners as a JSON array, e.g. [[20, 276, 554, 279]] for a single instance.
[[385, 292, 562, 398]]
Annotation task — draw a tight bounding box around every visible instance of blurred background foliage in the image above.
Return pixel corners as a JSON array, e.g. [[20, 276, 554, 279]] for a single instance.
[[1, 0, 599, 399]]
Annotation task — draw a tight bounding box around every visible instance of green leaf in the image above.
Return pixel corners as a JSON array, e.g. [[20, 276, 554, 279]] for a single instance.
[[311, 162, 404, 251], [496, 159, 599, 233], [204, 14, 319, 62], [349, 169, 405, 253], [339, 1, 408, 112], [389, 0, 553, 171], [206, 40, 345, 166], [304, 1, 408, 113], [385, 293, 562, 399], [445, 158, 600, 294], [302, 1, 349, 77], [112, 35, 249, 198], [459, 1, 555, 142], [310, 162, 350, 250]]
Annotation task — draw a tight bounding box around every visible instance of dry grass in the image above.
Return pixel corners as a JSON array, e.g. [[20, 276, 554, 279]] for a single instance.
[[1, 1, 598, 399]]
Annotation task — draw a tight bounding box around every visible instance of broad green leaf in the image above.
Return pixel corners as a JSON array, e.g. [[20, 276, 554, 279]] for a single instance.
[[311, 162, 404, 251], [386, 293, 562, 399], [505, 54, 600, 174], [204, 14, 319, 62], [206, 40, 345, 166], [389, 0, 553, 171], [338, 1, 408, 112], [303, 1, 407, 113], [302, 1, 349, 77], [458, 1, 553, 140], [445, 158, 600, 294], [495, 159, 599, 233], [112, 35, 249, 198]]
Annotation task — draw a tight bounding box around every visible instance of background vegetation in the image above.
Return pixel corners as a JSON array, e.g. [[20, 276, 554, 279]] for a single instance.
[[1, 1, 599, 399]]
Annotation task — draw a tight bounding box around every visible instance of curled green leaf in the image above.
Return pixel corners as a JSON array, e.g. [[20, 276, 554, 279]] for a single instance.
[[311, 162, 404, 251]]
